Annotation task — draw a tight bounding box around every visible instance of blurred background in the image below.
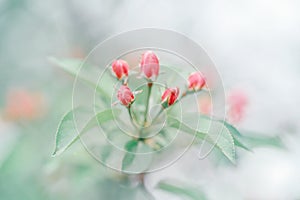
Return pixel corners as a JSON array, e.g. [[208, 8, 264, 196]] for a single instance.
[[0, 0, 300, 199]]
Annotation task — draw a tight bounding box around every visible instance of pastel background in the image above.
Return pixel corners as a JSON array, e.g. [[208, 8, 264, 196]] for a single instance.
[[0, 0, 299, 199]]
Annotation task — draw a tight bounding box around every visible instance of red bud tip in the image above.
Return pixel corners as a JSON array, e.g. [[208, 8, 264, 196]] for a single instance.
[[112, 60, 129, 80], [161, 87, 179, 106]]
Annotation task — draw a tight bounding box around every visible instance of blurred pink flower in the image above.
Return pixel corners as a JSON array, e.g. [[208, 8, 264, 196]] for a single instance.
[[69, 46, 85, 58], [198, 95, 212, 115], [227, 89, 248, 124], [2, 89, 46, 121]]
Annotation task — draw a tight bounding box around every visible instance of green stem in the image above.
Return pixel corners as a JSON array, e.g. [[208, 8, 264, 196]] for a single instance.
[[151, 107, 164, 125], [143, 82, 153, 126], [127, 105, 138, 129]]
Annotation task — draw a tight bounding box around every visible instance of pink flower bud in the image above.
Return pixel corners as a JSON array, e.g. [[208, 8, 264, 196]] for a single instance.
[[161, 87, 179, 106], [140, 51, 159, 80], [227, 89, 248, 123], [112, 60, 129, 80], [117, 85, 134, 106], [188, 72, 206, 91]]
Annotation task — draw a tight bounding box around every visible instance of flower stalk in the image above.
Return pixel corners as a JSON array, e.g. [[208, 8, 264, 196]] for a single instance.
[[143, 81, 153, 126], [127, 105, 139, 129]]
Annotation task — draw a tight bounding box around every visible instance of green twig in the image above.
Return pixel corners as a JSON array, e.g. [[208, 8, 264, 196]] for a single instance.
[[127, 105, 139, 129], [151, 107, 164, 125], [143, 82, 153, 126]]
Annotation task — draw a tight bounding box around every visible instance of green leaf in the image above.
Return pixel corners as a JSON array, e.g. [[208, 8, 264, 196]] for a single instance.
[[49, 57, 82, 76], [198, 115, 251, 151], [236, 131, 284, 149], [122, 140, 139, 170], [49, 57, 112, 104], [100, 144, 113, 163], [223, 121, 251, 151], [199, 115, 284, 150], [167, 116, 236, 163], [157, 180, 207, 200], [52, 108, 119, 157]]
